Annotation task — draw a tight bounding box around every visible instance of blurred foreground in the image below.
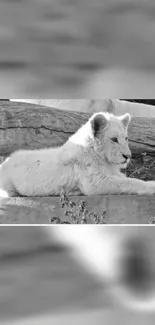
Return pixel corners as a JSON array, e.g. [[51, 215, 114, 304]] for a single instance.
[[0, 226, 155, 324], [1, 0, 155, 97]]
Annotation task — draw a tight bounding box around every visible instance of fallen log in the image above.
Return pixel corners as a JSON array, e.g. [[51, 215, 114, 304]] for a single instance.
[[0, 100, 155, 156]]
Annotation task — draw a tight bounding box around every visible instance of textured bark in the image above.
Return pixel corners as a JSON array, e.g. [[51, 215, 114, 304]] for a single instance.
[[0, 100, 155, 156]]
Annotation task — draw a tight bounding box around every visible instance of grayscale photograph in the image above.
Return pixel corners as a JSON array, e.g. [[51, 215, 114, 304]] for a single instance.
[[1, 0, 155, 322], [0, 99, 155, 224]]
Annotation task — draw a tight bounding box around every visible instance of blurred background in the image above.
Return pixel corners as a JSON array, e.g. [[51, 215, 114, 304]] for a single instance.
[[0, 226, 155, 324], [1, 0, 155, 97]]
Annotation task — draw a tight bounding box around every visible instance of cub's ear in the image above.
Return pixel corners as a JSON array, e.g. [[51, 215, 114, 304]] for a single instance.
[[91, 113, 107, 138], [119, 113, 131, 129]]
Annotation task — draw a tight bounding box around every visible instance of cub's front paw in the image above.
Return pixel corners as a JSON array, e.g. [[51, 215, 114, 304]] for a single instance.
[[146, 181, 155, 195], [137, 181, 155, 195]]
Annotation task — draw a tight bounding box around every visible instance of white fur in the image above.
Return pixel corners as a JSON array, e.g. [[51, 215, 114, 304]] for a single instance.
[[0, 112, 155, 197]]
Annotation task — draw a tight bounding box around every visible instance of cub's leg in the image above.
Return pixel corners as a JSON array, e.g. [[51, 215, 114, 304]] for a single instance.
[[80, 175, 155, 196], [0, 158, 21, 197], [0, 180, 20, 197]]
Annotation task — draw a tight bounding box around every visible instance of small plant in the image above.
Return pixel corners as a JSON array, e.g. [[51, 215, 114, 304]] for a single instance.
[[50, 189, 107, 224], [149, 217, 155, 224]]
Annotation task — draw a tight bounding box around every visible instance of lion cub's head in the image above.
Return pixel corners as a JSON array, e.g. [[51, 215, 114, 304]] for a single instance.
[[90, 112, 132, 168]]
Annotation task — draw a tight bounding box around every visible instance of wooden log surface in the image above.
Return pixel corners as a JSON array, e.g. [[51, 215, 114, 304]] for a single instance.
[[0, 100, 155, 156], [0, 195, 155, 224]]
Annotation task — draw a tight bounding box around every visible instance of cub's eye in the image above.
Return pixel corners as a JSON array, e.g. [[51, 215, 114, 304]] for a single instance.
[[111, 137, 118, 143], [125, 137, 128, 141]]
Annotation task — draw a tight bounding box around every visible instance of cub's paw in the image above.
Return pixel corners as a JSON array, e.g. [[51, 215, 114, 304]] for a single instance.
[[137, 181, 155, 195], [146, 181, 155, 195]]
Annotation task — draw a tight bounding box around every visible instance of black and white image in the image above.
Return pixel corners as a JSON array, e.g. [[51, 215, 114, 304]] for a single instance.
[[0, 99, 155, 224]]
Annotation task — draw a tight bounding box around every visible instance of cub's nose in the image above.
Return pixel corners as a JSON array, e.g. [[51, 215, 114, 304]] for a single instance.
[[122, 154, 131, 160]]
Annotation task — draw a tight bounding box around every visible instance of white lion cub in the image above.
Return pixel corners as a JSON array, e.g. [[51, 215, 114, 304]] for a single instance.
[[0, 112, 155, 197]]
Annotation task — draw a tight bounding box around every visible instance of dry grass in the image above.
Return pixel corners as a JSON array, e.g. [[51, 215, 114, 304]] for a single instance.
[[127, 153, 155, 181]]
